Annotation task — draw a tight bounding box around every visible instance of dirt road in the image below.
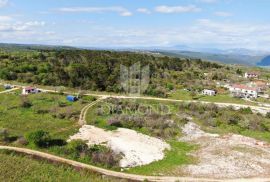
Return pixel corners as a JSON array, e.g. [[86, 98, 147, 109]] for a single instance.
[[37, 88, 270, 115], [78, 96, 107, 125], [1, 145, 270, 182], [0, 87, 19, 94]]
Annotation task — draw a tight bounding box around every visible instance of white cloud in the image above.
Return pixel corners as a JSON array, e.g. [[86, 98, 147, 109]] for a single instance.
[[0, 15, 12, 22], [69, 19, 270, 50], [57, 6, 132, 16], [199, 0, 217, 3], [120, 11, 132, 17], [0, 21, 45, 32], [214, 11, 233, 17], [137, 8, 151, 14], [0, 0, 8, 8], [155, 5, 201, 14]]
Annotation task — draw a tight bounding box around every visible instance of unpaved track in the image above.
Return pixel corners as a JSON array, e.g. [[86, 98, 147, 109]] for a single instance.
[[39, 88, 270, 115], [78, 96, 107, 125], [1, 145, 270, 182], [2, 84, 270, 181], [0, 87, 19, 94]]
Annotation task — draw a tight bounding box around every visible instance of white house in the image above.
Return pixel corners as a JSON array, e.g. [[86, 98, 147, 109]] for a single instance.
[[202, 89, 216, 96], [229, 84, 258, 98], [244, 72, 259, 79], [22, 87, 40, 95]]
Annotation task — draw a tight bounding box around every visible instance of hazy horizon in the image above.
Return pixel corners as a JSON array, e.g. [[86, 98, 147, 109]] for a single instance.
[[1, 0, 270, 51]]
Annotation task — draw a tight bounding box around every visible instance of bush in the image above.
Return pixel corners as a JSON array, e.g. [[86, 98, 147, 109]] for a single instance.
[[20, 96, 32, 108], [15, 136, 28, 146], [67, 140, 88, 154], [58, 101, 68, 107], [266, 112, 270, 119], [239, 107, 253, 114], [33, 106, 49, 114], [25, 130, 51, 147], [91, 148, 120, 168], [0, 128, 9, 142], [107, 117, 122, 127], [227, 114, 241, 125]]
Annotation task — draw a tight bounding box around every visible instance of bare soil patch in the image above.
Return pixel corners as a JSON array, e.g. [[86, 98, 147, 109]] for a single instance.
[[179, 122, 270, 178], [69, 125, 170, 168]]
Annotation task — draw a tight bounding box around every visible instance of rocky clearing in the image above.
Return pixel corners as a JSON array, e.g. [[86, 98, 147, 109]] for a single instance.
[[180, 122, 270, 179], [69, 125, 170, 168]]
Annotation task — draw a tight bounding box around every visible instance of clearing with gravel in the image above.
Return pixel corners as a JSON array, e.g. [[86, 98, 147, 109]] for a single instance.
[[69, 125, 170, 168], [180, 122, 270, 179]]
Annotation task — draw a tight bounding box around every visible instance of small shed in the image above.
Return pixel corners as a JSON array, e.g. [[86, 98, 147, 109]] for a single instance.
[[22, 87, 39, 95], [66, 95, 78, 102], [4, 84, 12, 90], [202, 89, 216, 96]]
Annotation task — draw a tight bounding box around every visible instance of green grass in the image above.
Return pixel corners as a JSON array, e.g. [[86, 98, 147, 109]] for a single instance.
[[126, 141, 196, 175], [198, 94, 255, 105], [0, 150, 119, 182], [169, 90, 255, 105], [168, 90, 193, 100], [256, 97, 270, 104], [206, 124, 270, 143], [0, 92, 92, 139], [86, 100, 117, 130]]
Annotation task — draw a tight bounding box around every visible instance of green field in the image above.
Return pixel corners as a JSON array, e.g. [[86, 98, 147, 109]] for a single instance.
[[0, 91, 94, 139], [1, 89, 270, 177], [0, 150, 119, 182], [0, 85, 5, 92], [169, 90, 256, 105]]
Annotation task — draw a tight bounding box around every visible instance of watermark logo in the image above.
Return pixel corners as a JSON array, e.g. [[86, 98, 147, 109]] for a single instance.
[[120, 62, 149, 96]]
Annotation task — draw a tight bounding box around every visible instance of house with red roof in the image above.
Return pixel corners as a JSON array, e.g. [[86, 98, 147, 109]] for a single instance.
[[229, 84, 259, 98], [244, 72, 259, 79], [22, 87, 40, 95]]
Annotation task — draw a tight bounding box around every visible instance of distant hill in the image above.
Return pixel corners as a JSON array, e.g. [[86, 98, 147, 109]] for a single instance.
[[154, 50, 264, 66], [257, 56, 270, 66], [0, 43, 267, 66], [0, 43, 77, 52]]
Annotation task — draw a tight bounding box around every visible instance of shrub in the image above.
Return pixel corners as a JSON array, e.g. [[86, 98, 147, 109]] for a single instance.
[[15, 136, 28, 146], [0, 128, 9, 142], [91, 148, 120, 168], [227, 114, 241, 125], [239, 107, 253, 114], [107, 117, 122, 127], [66, 140, 89, 158], [266, 112, 270, 119], [96, 108, 104, 116], [166, 83, 174, 90], [58, 101, 67, 107], [25, 130, 51, 147], [20, 96, 32, 108], [33, 106, 49, 114]]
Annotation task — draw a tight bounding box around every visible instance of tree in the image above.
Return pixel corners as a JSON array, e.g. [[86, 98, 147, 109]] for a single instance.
[[236, 69, 243, 75], [25, 130, 51, 147]]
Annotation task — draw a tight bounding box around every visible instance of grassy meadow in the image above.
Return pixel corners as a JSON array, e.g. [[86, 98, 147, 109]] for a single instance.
[[169, 89, 256, 105], [0, 150, 120, 182], [0, 90, 95, 139]]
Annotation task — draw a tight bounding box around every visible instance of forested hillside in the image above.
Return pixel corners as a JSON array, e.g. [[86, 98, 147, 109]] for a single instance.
[[0, 48, 240, 97]]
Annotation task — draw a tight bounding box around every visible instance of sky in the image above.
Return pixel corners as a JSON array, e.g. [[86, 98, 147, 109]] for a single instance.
[[0, 0, 270, 50]]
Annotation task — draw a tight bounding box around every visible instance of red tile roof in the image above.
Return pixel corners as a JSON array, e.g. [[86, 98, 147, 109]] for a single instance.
[[232, 84, 258, 91], [246, 72, 259, 75], [24, 87, 35, 90]]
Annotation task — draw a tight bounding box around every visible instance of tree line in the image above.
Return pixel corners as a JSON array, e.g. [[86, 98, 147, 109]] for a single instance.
[[0, 49, 226, 97]]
